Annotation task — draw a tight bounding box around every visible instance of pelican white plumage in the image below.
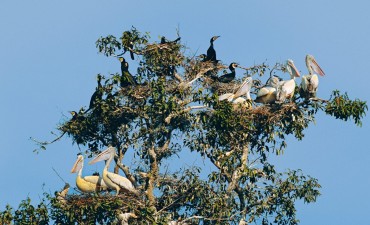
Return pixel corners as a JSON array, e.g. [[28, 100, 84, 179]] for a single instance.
[[276, 59, 300, 103], [218, 76, 253, 109], [89, 146, 138, 196], [254, 75, 281, 104], [300, 54, 325, 98], [71, 154, 109, 193]]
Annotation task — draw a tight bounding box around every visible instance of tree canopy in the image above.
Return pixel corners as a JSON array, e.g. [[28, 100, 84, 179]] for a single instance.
[[1, 27, 367, 225]]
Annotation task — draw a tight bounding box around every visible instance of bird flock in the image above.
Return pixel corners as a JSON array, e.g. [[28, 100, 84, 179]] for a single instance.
[[63, 35, 326, 224]]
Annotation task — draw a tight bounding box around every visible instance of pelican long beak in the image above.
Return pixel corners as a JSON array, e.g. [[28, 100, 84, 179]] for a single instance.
[[287, 60, 301, 77], [89, 147, 113, 165], [310, 58, 325, 76], [71, 157, 82, 173]]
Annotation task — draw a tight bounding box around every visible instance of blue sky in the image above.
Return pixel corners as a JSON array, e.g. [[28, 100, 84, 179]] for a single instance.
[[1, 1, 369, 224]]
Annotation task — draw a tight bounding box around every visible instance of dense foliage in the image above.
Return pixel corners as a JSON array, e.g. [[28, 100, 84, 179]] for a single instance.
[[3, 27, 367, 225]]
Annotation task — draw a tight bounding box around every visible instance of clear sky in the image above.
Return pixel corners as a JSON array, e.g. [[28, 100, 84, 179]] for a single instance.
[[1, 1, 369, 224]]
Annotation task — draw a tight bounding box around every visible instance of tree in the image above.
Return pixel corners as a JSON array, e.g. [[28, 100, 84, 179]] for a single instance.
[[1, 27, 367, 225]]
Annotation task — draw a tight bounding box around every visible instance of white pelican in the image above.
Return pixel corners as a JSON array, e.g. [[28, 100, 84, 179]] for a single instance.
[[218, 76, 253, 109], [89, 146, 139, 196], [71, 154, 109, 193], [300, 54, 325, 98], [276, 59, 300, 103], [254, 76, 281, 104]]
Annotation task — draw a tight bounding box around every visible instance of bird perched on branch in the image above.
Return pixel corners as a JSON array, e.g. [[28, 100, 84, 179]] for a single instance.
[[276, 59, 300, 103], [122, 31, 135, 60], [88, 75, 103, 111], [217, 62, 239, 83], [56, 183, 70, 205], [119, 57, 137, 87], [89, 146, 139, 196], [71, 154, 109, 193], [219, 76, 253, 109], [206, 36, 220, 63], [255, 75, 281, 104], [160, 36, 181, 44], [300, 54, 325, 98]]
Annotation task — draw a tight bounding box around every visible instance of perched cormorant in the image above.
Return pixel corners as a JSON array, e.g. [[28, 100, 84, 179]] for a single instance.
[[89, 75, 103, 110], [206, 36, 220, 63], [70, 111, 78, 121], [119, 57, 137, 87], [217, 63, 238, 83], [160, 36, 181, 44], [122, 31, 135, 60]]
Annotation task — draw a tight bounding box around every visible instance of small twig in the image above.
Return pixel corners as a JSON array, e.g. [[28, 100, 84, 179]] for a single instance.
[[52, 167, 68, 185]]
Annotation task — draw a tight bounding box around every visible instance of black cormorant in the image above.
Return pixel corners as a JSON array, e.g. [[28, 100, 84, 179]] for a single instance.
[[122, 31, 135, 60], [206, 36, 220, 63], [160, 36, 181, 44], [89, 75, 103, 110], [70, 111, 78, 121], [119, 57, 137, 87], [218, 63, 238, 83], [198, 54, 207, 62]]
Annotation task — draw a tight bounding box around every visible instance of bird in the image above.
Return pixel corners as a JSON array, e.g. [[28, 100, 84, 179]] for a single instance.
[[69, 111, 78, 121], [122, 31, 135, 60], [275, 59, 301, 103], [218, 76, 253, 109], [255, 76, 282, 104], [89, 146, 139, 196], [197, 54, 207, 62], [119, 57, 137, 87], [217, 63, 238, 83], [56, 183, 70, 205], [117, 212, 138, 225], [206, 36, 220, 63], [300, 54, 325, 98], [88, 75, 103, 111], [160, 36, 181, 44], [71, 154, 109, 193]]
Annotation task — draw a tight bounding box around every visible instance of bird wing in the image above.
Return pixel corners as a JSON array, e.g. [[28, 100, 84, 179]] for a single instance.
[[300, 75, 309, 91], [280, 79, 296, 96], [83, 175, 100, 184], [106, 172, 135, 192], [257, 87, 275, 97], [84, 175, 109, 189], [234, 77, 252, 98], [308, 74, 319, 92], [219, 93, 234, 101]]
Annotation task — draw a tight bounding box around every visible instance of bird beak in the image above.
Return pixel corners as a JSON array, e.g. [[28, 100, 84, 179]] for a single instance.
[[310, 58, 325, 76], [288, 61, 300, 77], [214, 36, 220, 40], [89, 148, 112, 165], [71, 157, 82, 173]]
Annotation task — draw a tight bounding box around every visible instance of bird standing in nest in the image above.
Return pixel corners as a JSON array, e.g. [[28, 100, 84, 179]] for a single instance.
[[160, 36, 181, 44], [119, 57, 137, 87], [206, 36, 220, 63], [217, 62, 239, 83], [300, 54, 325, 99], [88, 75, 103, 111]]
